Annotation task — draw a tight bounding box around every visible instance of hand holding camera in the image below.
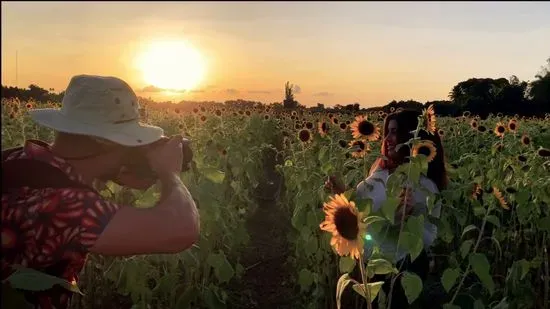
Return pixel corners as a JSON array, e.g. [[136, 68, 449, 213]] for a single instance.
[[115, 135, 194, 190]]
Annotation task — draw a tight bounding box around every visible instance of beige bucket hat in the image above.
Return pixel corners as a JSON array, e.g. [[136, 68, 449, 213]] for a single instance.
[[29, 75, 164, 146]]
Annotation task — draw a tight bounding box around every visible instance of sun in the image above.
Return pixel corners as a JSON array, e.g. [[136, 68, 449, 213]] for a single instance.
[[137, 40, 206, 91]]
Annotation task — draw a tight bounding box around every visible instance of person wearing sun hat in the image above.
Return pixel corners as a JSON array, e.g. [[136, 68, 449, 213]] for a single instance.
[[1, 75, 200, 309]]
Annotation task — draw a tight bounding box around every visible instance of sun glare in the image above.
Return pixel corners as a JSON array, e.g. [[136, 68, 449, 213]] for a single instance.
[[137, 40, 206, 91]]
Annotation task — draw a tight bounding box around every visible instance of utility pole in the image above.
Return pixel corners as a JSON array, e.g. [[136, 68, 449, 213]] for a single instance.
[[15, 50, 18, 87]]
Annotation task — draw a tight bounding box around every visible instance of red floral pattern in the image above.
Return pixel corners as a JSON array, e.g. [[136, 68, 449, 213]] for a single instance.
[[2, 140, 122, 309]]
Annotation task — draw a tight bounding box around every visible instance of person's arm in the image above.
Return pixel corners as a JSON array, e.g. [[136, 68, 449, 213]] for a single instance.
[[88, 136, 200, 256], [419, 178, 441, 248]]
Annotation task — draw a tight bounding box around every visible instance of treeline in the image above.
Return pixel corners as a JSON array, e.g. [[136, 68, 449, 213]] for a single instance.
[[2, 59, 549, 118]]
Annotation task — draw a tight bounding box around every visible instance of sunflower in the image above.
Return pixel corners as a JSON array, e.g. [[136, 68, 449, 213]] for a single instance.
[[517, 155, 527, 163], [245, 110, 251, 116], [200, 115, 207, 122], [319, 194, 366, 260], [298, 129, 312, 143], [349, 139, 369, 158], [332, 117, 339, 125], [422, 105, 437, 134], [264, 114, 270, 120], [477, 125, 487, 133], [508, 119, 518, 132], [438, 129, 445, 137], [215, 109, 222, 117], [520, 134, 531, 146], [338, 139, 348, 148], [390, 107, 395, 113], [318, 121, 330, 137], [412, 140, 437, 163], [494, 122, 506, 137], [472, 183, 483, 200], [350, 115, 380, 141], [305, 121, 313, 130], [538, 148, 550, 157], [492, 187, 509, 210], [470, 119, 478, 130], [339, 122, 347, 131], [25, 103, 33, 109]]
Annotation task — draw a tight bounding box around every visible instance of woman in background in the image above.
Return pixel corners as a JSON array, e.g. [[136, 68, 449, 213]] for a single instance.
[[327, 109, 448, 309]]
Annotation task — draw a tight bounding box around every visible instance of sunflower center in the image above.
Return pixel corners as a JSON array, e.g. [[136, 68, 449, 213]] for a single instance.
[[418, 145, 432, 157], [358, 121, 374, 136], [339, 140, 348, 148], [321, 122, 329, 132], [299, 129, 311, 142], [334, 208, 359, 240], [497, 126, 505, 133], [352, 140, 365, 150]]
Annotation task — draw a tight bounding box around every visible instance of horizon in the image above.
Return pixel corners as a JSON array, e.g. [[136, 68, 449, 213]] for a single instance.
[[2, 2, 550, 107]]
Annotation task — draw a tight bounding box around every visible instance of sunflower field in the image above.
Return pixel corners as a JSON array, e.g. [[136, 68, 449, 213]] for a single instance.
[[2, 97, 550, 309]]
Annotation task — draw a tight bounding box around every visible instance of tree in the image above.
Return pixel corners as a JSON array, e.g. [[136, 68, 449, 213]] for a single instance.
[[527, 58, 550, 113], [283, 81, 299, 108]]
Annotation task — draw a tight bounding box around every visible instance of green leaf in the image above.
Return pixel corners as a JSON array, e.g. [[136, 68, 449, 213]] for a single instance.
[[304, 238, 319, 257], [405, 215, 424, 237], [515, 190, 529, 206], [355, 198, 372, 214], [367, 259, 397, 276], [339, 256, 356, 273], [469, 253, 494, 295], [318, 145, 329, 162], [6, 267, 83, 295], [298, 269, 314, 292], [2, 284, 34, 309], [537, 216, 550, 232], [364, 215, 386, 226], [352, 281, 384, 303], [401, 271, 423, 304], [460, 240, 474, 259], [441, 268, 460, 293], [202, 168, 225, 184], [321, 161, 334, 175], [474, 299, 485, 309], [175, 286, 198, 308], [400, 231, 423, 262], [426, 194, 436, 214], [518, 259, 531, 280], [381, 197, 400, 224], [203, 287, 226, 309], [442, 304, 461, 309], [486, 215, 500, 228], [336, 274, 354, 309], [461, 224, 479, 238]]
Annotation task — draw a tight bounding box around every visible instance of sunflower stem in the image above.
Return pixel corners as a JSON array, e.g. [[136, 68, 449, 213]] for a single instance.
[[359, 253, 373, 309]]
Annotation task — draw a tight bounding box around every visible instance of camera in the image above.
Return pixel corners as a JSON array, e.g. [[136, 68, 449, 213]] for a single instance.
[[123, 136, 194, 178]]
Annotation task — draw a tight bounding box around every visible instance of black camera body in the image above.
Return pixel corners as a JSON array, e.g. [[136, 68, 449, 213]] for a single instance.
[[123, 137, 194, 178]]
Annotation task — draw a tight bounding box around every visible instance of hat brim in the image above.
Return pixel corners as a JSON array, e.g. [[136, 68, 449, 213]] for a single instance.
[[29, 109, 164, 147]]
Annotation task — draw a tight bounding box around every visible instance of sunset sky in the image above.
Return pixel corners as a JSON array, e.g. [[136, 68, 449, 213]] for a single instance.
[[2, 1, 550, 107]]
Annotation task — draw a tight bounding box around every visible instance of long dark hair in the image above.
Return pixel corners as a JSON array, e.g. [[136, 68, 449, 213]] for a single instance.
[[369, 109, 448, 191]]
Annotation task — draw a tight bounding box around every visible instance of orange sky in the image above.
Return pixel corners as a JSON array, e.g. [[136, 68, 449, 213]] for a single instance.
[[2, 2, 550, 107]]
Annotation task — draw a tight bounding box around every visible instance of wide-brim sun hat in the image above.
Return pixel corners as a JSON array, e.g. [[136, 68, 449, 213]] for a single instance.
[[29, 75, 164, 147]]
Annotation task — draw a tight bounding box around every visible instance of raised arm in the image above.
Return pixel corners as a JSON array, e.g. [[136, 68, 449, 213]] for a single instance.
[[89, 136, 200, 256]]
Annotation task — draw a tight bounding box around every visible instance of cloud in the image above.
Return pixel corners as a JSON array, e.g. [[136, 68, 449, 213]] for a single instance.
[[190, 89, 206, 93], [292, 84, 302, 94], [247, 90, 272, 94], [138, 85, 186, 93], [138, 85, 164, 93], [224, 88, 239, 95], [313, 91, 334, 97]]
